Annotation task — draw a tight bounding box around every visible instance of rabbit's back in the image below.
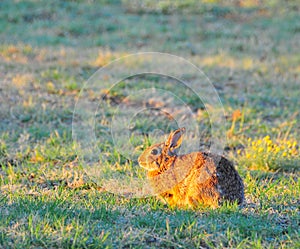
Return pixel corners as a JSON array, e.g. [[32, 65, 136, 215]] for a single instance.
[[200, 152, 244, 205]]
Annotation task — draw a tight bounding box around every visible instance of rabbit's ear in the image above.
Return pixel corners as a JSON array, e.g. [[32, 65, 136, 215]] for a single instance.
[[165, 127, 185, 152]]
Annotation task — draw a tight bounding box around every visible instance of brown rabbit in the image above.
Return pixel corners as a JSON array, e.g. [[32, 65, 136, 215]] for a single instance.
[[138, 128, 244, 208]]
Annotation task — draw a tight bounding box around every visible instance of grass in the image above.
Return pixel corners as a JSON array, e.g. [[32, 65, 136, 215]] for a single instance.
[[0, 0, 299, 248], [237, 136, 299, 171]]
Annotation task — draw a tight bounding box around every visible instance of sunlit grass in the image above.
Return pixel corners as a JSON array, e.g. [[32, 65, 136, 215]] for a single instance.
[[91, 50, 129, 68], [238, 136, 299, 171]]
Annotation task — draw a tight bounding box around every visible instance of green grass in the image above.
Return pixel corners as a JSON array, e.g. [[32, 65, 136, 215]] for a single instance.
[[0, 0, 299, 248]]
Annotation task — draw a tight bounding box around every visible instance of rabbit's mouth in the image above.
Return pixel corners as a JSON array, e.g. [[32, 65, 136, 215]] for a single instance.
[[138, 159, 160, 171]]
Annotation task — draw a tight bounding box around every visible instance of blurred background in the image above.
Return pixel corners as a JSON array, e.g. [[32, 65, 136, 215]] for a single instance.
[[1, 0, 299, 163]]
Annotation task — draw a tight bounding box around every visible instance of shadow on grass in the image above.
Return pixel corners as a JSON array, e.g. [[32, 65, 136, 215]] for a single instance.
[[1, 188, 298, 248]]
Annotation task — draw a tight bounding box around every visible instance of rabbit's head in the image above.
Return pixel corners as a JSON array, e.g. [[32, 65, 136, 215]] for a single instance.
[[138, 128, 185, 172]]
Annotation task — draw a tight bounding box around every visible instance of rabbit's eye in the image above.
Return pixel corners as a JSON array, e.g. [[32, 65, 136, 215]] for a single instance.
[[151, 148, 160, 155]]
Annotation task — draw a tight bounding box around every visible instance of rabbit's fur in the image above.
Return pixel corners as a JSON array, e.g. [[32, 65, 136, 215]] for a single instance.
[[138, 128, 244, 208]]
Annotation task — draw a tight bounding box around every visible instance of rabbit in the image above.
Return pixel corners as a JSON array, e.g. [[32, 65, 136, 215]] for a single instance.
[[138, 127, 244, 208]]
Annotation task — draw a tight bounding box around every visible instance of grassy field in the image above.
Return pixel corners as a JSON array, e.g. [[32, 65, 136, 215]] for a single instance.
[[0, 0, 299, 248]]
